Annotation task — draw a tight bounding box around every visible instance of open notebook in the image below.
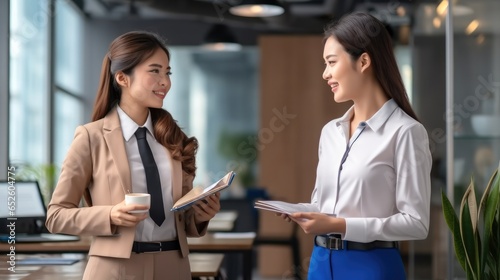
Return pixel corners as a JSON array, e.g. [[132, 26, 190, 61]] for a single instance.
[[171, 171, 236, 212], [0, 181, 80, 243]]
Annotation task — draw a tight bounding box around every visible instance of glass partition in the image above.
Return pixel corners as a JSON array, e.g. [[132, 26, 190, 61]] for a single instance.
[[450, 0, 500, 279]]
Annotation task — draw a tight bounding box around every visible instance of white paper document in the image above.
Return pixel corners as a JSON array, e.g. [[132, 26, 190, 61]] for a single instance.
[[254, 200, 318, 215], [213, 232, 256, 239]]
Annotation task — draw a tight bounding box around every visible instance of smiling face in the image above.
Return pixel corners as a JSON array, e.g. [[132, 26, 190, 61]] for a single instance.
[[322, 36, 364, 103], [117, 47, 171, 114]]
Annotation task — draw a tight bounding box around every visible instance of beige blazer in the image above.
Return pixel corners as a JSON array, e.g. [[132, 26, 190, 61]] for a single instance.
[[45, 107, 206, 259]]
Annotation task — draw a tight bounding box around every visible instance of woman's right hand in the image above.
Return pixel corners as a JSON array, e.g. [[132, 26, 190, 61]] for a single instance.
[[276, 212, 292, 222], [110, 200, 149, 227]]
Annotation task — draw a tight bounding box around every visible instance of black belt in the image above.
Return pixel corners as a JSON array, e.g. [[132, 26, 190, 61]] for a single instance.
[[132, 240, 180, 253], [315, 235, 398, 251]]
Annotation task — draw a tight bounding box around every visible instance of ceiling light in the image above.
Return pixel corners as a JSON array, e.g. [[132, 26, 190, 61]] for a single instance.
[[465, 20, 479, 35], [436, 0, 474, 17], [433, 17, 442, 28], [436, 0, 448, 17], [396, 6, 406, 17], [476, 34, 485, 45], [202, 24, 242, 52], [229, 0, 285, 17]]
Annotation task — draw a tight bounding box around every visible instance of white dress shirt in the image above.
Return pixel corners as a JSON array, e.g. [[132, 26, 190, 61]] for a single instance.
[[303, 99, 432, 243], [117, 106, 177, 242]]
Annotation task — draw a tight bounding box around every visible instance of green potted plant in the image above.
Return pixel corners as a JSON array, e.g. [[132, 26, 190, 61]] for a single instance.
[[15, 163, 59, 206], [441, 162, 500, 279], [217, 130, 258, 187]]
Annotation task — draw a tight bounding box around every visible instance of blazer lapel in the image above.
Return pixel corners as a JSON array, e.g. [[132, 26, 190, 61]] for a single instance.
[[103, 107, 132, 194]]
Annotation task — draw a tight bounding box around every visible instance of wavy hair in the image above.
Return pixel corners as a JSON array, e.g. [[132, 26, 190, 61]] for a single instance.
[[324, 12, 419, 121], [91, 31, 198, 176]]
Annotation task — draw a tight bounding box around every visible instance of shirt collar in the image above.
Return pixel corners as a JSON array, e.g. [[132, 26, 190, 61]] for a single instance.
[[335, 99, 398, 132], [336, 105, 354, 127], [335, 105, 354, 137], [365, 99, 398, 132], [116, 105, 155, 141]]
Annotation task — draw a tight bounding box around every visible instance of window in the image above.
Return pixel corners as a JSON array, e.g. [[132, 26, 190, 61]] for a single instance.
[[9, 0, 50, 165], [9, 0, 84, 170], [55, 0, 83, 94], [54, 0, 84, 166], [54, 91, 82, 165]]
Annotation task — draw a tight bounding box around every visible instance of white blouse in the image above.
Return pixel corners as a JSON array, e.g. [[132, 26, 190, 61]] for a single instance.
[[117, 106, 177, 242], [303, 99, 432, 243]]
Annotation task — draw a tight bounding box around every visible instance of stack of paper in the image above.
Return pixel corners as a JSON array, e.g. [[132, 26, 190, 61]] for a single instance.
[[213, 232, 256, 239], [254, 200, 317, 215]]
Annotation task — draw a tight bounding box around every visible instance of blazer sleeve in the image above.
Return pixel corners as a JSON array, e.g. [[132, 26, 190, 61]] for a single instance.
[[45, 125, 116, 236], [182, 171, 208, 237]]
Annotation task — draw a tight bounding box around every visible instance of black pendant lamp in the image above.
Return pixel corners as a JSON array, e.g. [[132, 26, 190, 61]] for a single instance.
[[202, 24, 242, 51]]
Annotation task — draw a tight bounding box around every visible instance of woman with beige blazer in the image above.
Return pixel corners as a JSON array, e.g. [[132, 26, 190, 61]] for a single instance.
[[45, 31, 220, 280]]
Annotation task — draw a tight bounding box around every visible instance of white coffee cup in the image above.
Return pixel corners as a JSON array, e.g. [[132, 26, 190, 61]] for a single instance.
[[125, 193, 150, 213]]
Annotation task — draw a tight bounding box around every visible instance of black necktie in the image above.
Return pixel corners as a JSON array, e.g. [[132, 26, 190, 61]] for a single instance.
[[135, 127, 165, 226]]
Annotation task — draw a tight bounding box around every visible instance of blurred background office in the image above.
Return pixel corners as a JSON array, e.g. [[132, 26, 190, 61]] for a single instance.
[[1, 0, 499, 279]]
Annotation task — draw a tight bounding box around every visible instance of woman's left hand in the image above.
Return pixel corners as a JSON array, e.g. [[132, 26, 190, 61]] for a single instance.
[[193, 192, 221, 223], [290, 212, 345, 235]]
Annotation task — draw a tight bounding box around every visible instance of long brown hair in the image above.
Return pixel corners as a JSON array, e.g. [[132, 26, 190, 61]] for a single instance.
[[91, 31, 198, 176], [324, 12, 419, 121]]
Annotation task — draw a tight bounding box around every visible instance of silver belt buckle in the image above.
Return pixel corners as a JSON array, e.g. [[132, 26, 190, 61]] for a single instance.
[[144, 242, 163, 254], [326, 236, 343, 250]]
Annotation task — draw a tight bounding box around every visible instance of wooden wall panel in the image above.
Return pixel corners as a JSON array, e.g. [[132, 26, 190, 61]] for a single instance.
[[257, 35, 352, 277]]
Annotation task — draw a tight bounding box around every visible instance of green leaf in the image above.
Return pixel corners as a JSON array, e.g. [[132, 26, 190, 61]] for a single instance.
[[443, 167, 500, 279], [493, 194, 500, 277], [442, 190, 467, 270], [494, 212, 500, 278], [480, 169, 499, 276], [466, 265, 475, 280], [460, 180, 480, 278], [486, 248, 498, 280]]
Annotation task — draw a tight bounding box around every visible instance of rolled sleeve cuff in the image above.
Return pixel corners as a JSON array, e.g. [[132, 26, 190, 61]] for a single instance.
[[344, 218, 368, 242]]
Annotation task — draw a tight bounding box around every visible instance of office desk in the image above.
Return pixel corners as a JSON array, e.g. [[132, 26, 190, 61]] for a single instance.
[[207, 211, 238, 232], [1, 233, 255, 280], [1, 233, 254, 254], [0, 211, 238, 254], [0, 236, 91, 254], [189, 253, 224, 278], [0, 254, 87, 280], [0, 253, 224, 279], [188, 232, 255, 280]]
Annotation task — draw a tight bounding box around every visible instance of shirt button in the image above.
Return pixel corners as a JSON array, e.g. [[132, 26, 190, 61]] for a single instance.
[[178, 215, 182, 222]]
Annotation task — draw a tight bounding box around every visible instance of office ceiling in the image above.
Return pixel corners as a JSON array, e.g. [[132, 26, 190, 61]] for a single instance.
[[79, 0, 416, 34]]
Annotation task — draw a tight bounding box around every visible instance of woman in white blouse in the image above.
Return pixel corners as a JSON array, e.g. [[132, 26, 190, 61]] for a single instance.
[[286, 12, 432, 280]]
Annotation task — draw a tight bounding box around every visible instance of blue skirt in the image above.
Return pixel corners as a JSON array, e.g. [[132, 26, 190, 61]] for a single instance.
[[307, 242, 406, 280]]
